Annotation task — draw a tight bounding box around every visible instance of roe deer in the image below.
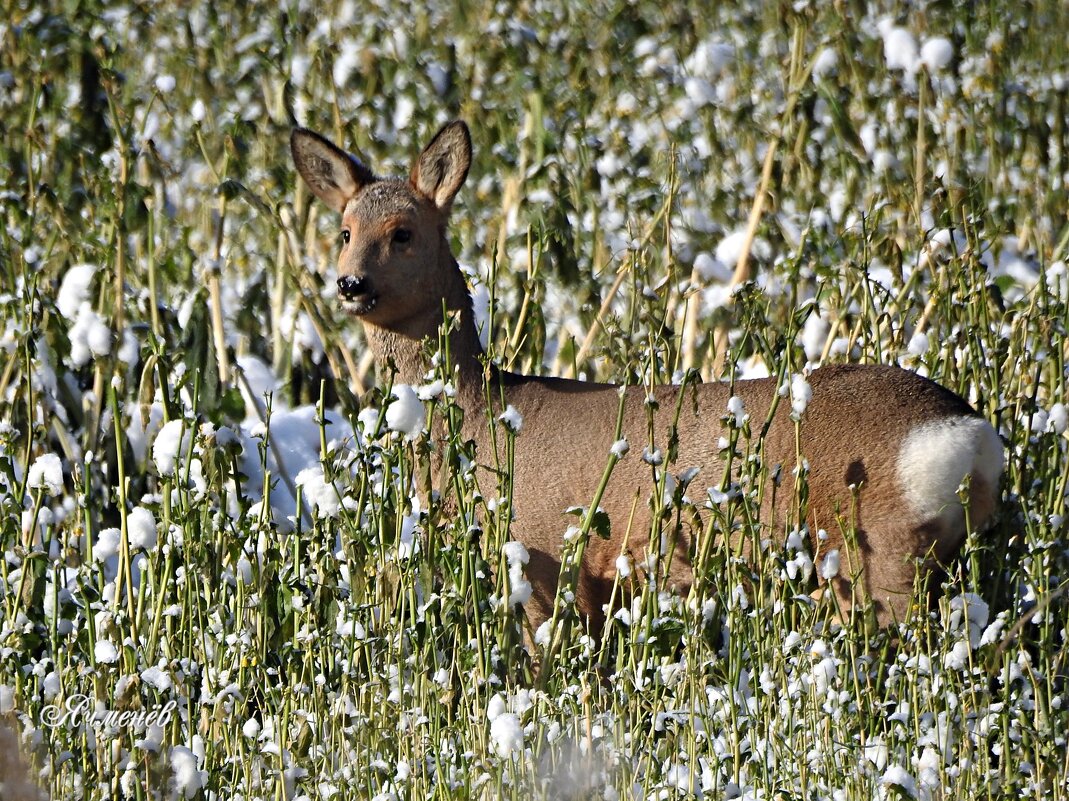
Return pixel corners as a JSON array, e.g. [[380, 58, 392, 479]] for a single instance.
[[291, 120, 1003, 636]]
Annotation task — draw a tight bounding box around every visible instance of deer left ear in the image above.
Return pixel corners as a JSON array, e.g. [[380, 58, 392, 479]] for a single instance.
[[410, 121, 472, 211], [291, 128, 375, 213]]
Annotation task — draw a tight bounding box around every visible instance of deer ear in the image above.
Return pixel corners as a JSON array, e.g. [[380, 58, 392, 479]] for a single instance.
[[410, 121, 472, 211], [291, 128, 375, 213]]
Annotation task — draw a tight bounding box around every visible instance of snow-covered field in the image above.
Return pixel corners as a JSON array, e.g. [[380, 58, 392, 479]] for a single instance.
[[2, 1, 1067, 799]]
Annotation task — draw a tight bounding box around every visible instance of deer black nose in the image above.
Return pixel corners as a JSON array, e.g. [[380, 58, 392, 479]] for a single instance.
[[337, 275, 368, 297]]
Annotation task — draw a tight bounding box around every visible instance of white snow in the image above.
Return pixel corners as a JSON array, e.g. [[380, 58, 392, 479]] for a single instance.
[[907, 330, 929, 357], [684, 37, 734, 81], [27, 453, 63, 494], [879, 21, 919, 73], [812, 47, 839, 79], [236, 354, 278, 415], [170, 745, 207, 798], [56, 263, 97, 320], [1047, 402, 1067, 435], [141, 664, 173, 691], [694, 252, 732, 282], [801, 313, 830, 363], [502, 541, 532, 606], [152, 419, 188, 476], [498, 404, 523, 433], [332, 47, 361, 88], [715, 229, 749, 267], [920, 37, 954, 71], [789, 374, 812, 417], [95, 639, 119, 664], [69, 304, 112, 366], [295, 465, 341, 519], [943, 639, 971, 670], [819, 549, 840, 580], [881, 764, 918, 798], [726, 395, 746, 427], [489, 712, 524, 758], [127, 506, 157, 551], [93, 528, 121, 563], [0, 685, 14, 715], [385, 384, 425, 440]]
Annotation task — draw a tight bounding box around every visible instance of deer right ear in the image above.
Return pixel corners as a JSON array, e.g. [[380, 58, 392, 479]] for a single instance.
[[410, 121, 472, 211], [290, 128, 375, 213]]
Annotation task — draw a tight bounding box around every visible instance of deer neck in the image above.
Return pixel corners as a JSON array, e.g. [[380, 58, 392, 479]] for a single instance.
[[361, 255, 488, 395]]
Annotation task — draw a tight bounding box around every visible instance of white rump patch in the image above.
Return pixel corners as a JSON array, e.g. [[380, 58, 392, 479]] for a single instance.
[[897, 416, 1003, 524]]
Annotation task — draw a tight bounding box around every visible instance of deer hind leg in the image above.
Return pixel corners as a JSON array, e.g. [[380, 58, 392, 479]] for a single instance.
[[808, 514, 925, 625]]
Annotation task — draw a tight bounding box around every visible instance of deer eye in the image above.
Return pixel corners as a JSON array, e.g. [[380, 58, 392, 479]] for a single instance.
[[340, 229, 351, 245], [392, 228, 412, 245]]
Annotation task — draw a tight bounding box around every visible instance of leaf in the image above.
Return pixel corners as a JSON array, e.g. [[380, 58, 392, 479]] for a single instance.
[[588, 508, 612, 540]]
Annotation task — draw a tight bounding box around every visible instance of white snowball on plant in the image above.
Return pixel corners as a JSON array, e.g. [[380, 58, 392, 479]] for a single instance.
[[812, 46, 839, 78], [295, 466, 341, 519], [943, 639, 971, 670], [726, 395, 746, 427], [907, 330, 930, 357], [489, 712, 524, 758], [68, 303, 111, 366], [27, 453, 63, 494], [385, 384, 425, 439], [684, 76, 717, 106], [127, 506, 157, 551], [610, 438, 629, 458], [949, 592, 989, 648], [152, 419, 187, 476], [502, 541, 532, 606], [684, 37, 734, 80], [56, 263, 97, 320], [170, 745, 207, 798], [487, 693, 506, 722], [93, 528, 121, 563], [333, 48, 360, 88], [117, 329, 140, 365], [1047, 402, 1067, 435], [693, 252, 732, 282], [498, 404, 523, 433], [426, 61, 449, 96], [881, 765, 918, 798], [95, 639, 119, 664], [86, 310, 113, 356], [820, 549, 840, 580], [534, 620, 552, 647], [800, 313, 830, 363], [789, 373, 812, 417], [141, 664, 172, 692], [417, 379, 445, 400], [920, 37, 954, 71], [155, 74, 176, 93], [880, 21, 919, 73], [715, 228, 749, 267]]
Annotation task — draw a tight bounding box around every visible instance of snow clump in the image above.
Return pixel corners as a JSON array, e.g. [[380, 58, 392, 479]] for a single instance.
[[385, 384, 425, 439], [27, 453, 63, 494]]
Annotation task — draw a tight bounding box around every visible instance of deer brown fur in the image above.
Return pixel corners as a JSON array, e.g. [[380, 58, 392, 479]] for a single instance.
[[291, 121, 1003, 637]]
